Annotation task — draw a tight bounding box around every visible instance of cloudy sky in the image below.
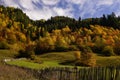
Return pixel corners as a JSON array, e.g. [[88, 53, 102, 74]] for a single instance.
[[0, 0, 120, 20]]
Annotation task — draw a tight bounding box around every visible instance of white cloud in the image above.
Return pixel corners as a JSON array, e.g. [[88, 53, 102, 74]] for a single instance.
[[1, 0, 63, 20], [1, 0, 120, 20], [1, 0, 20, 8], [19, 0, 35, 10], [97, 0, 114, 6], [53, 7, 73, 17], [53, 8, 65, 15], [53, 4, 73, 17], [32, 0, 40, 3], [25, 7, 55, 20], [1, 0, 74, 20], [65, 0, 114, 6], [41, 0, 60, 5], [65, 0, 86, 5]]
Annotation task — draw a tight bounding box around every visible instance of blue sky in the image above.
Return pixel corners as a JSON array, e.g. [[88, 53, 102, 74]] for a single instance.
[[0, 0, 120, 20]]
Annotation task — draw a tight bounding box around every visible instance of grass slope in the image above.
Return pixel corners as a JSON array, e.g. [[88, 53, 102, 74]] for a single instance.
[[0, 50, 18, 64], [39, 51, 75, 61], [7, 60, 60, 69], [96, 56, 120, 67], [6, 51, 76, 69], [2, 50, 120, 69]]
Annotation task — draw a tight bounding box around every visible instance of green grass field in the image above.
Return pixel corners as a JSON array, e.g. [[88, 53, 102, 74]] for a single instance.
[[39, 51, 76, 61], [1, 50, 120, 69], [7, 60, 61, 69], [4, 50, 120, 69], [38, 51, 120, 67], [96, 56, 120, 66], [0, 50, 18, 65], [6, 51, 79, 69], [1, 49, 120, 80]]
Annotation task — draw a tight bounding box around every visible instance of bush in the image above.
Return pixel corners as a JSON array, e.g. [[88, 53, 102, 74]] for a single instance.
[[17, 44, 35, 58], [91, 44, 105, 54], [75, 46, 96, 67], [81, 52, 96, 67], [69, 45, 79, 51], [78, 45, 92, 53], [114, 41, 120, 55], [102, 46, 114, 56], [30, 55, 42, 64], [35, 40, 55, 54], [75, 52, 96, 67], [74, 51, 81, 60], [18, 49, 35, 58], [55, 46, 69, 52], [0, 41, 10, 49]]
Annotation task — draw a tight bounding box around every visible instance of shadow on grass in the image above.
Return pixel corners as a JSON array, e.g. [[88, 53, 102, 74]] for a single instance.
[[59, 60, 76, 66]]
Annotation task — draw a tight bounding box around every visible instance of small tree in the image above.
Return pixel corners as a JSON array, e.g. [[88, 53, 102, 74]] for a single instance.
[[102, 46, 114, 56], [114, 41, 120, 55], [0, 41, 10, 49], [74, 51, 81, 60], [18, 43, 35, 59], [80, 52, 96, 67], [75, 48, 96, 67]]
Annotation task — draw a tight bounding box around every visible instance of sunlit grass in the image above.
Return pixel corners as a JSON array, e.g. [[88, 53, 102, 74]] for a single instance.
[[7, 60, 41, 69], [96, 56, 120, 66], [0, 50, 18, 65], [5, 51, 120, 69], [39, 51, 76, 61], [7, 60, 68, 69]]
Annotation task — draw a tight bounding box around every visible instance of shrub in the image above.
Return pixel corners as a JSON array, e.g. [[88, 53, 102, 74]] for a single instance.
[[91, 37, 106, 54], [102, 46, 114, 56], [75, 46, 96, 67], [9, 43, 24, 51], [69, 45, 79, 51], [75, 52, 96, 67], [17, 44, 35, 58], [114, 41, 120, 55], [18, 49, 34, 58], [0, 41, 10, 49], [30, 55, 42, 64], [78, 45, 92, 53], [18, 49, 25, 57], [91, 44, 105, 54], [55, 46, 69, 52], [74, 51, 81, 60], [35, 39, 55, 54], [55, 36, 69, 52]]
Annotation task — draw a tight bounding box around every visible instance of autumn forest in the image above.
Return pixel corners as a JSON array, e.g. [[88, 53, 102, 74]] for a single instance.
[[1, 5, 120, 56]]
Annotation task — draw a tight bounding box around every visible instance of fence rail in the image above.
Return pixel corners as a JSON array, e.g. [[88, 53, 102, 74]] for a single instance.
[[32, 67, 120, 80], [5, 64, 120, 80]]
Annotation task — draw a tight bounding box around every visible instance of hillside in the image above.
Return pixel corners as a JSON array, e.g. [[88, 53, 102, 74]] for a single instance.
[[0, 5, 120, 61], [1, 1, 120, 79]]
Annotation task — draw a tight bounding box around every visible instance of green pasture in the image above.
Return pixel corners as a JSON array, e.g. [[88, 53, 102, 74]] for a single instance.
[[7, 60, 59, 69], [1, 50, 120, 69]]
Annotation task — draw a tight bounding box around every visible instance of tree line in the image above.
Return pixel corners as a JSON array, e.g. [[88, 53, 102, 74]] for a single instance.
[[1, 6, 120, 31]]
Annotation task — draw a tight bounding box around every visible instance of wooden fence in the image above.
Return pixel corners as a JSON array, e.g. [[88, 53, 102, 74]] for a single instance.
[[33, 67, 120, 80]]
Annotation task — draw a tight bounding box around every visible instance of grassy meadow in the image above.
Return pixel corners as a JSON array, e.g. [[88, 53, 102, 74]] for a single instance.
[[3, 50, 120, 69], [1, 49, 120, 80]]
